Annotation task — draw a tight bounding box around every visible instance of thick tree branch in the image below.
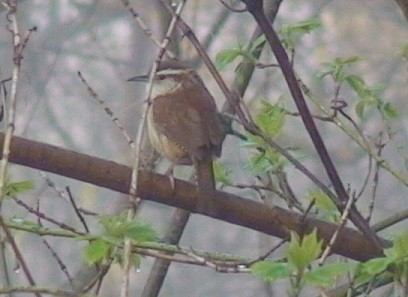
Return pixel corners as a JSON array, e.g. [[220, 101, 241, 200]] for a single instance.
[[0, 133, 388, 261]]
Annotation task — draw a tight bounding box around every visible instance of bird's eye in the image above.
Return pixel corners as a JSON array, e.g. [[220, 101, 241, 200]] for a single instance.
[[156, 75, 165, 80]]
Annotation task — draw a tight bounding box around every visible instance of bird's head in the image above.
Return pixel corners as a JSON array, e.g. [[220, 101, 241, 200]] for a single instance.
[[128, 61, 194, 98]]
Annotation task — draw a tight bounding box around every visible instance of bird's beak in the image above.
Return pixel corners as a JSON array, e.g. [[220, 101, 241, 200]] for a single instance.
[[127, 74, 149, 83]]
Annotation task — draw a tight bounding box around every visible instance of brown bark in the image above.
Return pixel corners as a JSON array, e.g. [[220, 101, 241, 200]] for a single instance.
[[0, 133, 387, 261]]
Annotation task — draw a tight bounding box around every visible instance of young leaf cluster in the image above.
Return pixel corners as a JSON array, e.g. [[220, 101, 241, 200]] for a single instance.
[[215, 34, 266, 71], [251, 230, 354, 292], [213, 161, 232, 187], [356, 233, 408, 290], [243, 101, 288, 174], [280, 19, 322, 50], [307, 189, 341, 223], [83, 214, 158, 266], [319, 56, 397, 120], [215, 18, 321, 71], [4, 179, 35, 197]]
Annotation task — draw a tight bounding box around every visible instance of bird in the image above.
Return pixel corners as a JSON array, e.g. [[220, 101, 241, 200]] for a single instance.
[[128, 60, 225, 196]]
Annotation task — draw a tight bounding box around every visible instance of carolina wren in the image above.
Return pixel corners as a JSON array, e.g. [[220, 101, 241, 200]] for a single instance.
[[129, 61, 225, 192]]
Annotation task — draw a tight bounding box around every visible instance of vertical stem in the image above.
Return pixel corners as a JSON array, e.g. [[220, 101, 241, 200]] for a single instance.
[[120, 1, 186, 297]]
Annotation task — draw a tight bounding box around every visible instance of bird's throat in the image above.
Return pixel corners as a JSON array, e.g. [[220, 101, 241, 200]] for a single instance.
[[150, 78, 182, 99]]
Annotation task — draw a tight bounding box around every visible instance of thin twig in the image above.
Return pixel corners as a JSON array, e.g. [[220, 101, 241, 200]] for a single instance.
[[335, 104, 373, 200], [250, 238, 286, 264], [133, 248, 249, 272], [66, 186, 89, 233], [201, 8, 230, 51], [299, 76, 408, 188], [255, 62, 279, 68], [0, 77, 10, 130], [218, 0, 247, 12], [80, 263, 111, 294], [230, 182, 303, 212], [367, 134, 384, 222], [0, 215, 40, 296], [372, 208, 408, 232], [0, 1, 22, 196], [77, 207, 98, 216], [77, 71, 134, 149], [285, 110, 335, 122], [183, 249, 250, 273], [12, 196, 84, 235], [120, 2, 186, 297], [35, 199, 73, 284], [318, 194, 355, 265], [0, 235, 11, 292], [42, 238, 74, 286], [0, 286, 77, 296], [38, 171, 69, 200], [0, 2, 39, 296], [120, 0, 176, 59]]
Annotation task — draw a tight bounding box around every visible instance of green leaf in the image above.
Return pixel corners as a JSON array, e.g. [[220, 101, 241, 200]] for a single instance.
[[255, 101, 286, 138], [355, 100, 369, 119], [100, 215, 157, 243], [131, 254, 142, 268], [307, 189, 337, 213], [84, 239, 110, 265], [215, 48, 243, 70], [346, 74, 366, 94], [381, 102, 399, 120], [213, 162, 232, 187], [300, 229, 323, 261], [319, 56, 361, 83], [338, 56, 361, 65], [356, 233, 408, 284], [346, 74, 392, 121], [287, 229, 323, 273], [287, 19, 322, 33], [251, 260, 292, 282], [280, 19, 322, 49], [388, 232, 408, 260], [361, 257, 392, 276], [241, 132, 267, 149], [100, 215, 130, 238], [307, 189, 340, 222], [247, 145, 286, 174], [249, 34, 266, 53], [394, 234, 408, 257], [6, 180, 35, 196], [400, 42, 408, 60], [125, 220, 157, 243], [304, 262, 355, 288]]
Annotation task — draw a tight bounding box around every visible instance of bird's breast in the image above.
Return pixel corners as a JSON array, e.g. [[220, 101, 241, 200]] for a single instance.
[[147, 106, 191, 165]]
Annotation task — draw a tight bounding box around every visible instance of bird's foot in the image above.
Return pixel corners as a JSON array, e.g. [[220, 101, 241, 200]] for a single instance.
[[165, 165, 176, 191]]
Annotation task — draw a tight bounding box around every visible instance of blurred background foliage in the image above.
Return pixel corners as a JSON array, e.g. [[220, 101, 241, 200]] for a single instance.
[[0, 0, 407, 296]]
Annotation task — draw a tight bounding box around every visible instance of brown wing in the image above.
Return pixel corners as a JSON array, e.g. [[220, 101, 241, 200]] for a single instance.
[[152, 77, 224, 162], [189, 73, 225, 157]]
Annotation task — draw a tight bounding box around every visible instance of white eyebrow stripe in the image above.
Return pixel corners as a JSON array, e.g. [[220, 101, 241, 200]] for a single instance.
[[156, 69, 190, 76]]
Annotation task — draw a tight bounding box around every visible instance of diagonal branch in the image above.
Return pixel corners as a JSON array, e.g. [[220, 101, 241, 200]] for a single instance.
[[0, 133, 388, 262], [241, 0, 382, 251]]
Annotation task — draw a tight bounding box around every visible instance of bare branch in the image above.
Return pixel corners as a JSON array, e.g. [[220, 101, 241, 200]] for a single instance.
[[0, 133, 388, 262]]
